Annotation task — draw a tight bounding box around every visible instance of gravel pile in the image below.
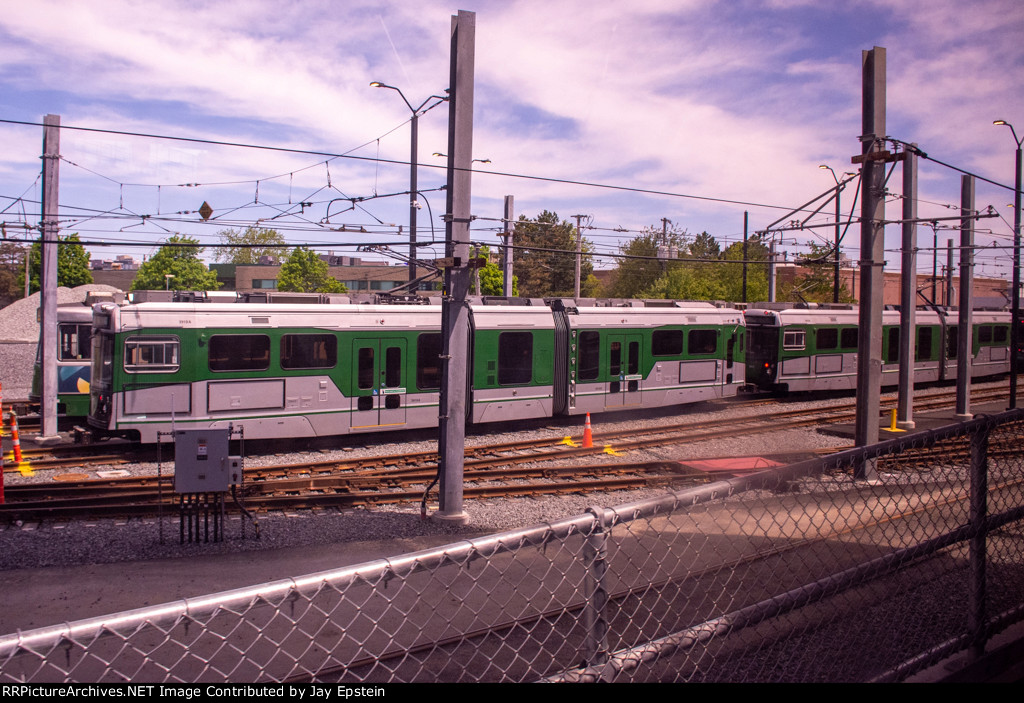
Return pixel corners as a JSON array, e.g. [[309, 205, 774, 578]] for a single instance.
[[0, 284, 121, 400], [0, 285, 121, 343]]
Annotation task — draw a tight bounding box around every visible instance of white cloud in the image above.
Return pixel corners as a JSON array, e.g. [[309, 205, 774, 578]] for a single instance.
[[0, 0, 1021, 266]]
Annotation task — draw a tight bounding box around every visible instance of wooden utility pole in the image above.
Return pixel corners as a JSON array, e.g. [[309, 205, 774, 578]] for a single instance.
[[437, 10, 475, 523]]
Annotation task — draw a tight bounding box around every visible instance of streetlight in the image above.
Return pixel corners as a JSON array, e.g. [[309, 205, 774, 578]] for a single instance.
[[370, 81, 448, 284], [164, 273, 174, 291], [819, 165, 855, 303], [994, 119, 1023, 409]]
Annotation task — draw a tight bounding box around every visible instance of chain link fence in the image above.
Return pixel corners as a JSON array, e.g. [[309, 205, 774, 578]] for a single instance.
[[2, 409, 1022, 683]]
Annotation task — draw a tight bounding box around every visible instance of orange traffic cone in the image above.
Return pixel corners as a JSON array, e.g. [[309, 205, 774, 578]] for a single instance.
[[582, 413, 593, 448]]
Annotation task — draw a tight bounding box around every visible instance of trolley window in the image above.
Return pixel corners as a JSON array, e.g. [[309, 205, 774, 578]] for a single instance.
[[979, 325, 993, 344], [124, 336, 180, 373], [687, 329, 718, 355], [59, 323, 92, 361], [947, 326, 959, 360], [841, 327, 858, 349], [995, 325, 1009, 343], [416, 334, 442, 390], [357, 347, 374, 389], [280, 334, 336, 369], [652, 329, 683, 356], [208, 334, 270, 372], [498, 331, 533, 385], [783, 329, 806, 351], [885, 327, 900, 363], [384, 346, 402, 388], [816, 328, 838, 351], [578, 331, 600, 381], [95, 333, 114, 385], [917, 327, 933, 360]]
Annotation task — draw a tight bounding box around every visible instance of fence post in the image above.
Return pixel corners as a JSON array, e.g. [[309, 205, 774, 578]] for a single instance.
[[968, 422, 989, 661], [583, 506, 612, 674]]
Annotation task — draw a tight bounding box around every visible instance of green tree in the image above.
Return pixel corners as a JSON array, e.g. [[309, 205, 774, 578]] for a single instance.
[[780, 241, 853, 303], [608, 224, 689, 298], [277, 247, 346, 293], [213, 226, 289, 264], [720, 235, 770, 302], [474, 246, 518, 296], [131, 235, 220, 291], [0, 241, 28, 307], [641, 262, 729, 301], [24, 233, 93, 293], [513, 211, 593, 298], [639, 231, 775, 303], [689, 231, 721, 260]]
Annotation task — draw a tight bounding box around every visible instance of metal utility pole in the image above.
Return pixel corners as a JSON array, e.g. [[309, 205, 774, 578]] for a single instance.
[[472, 244, 480, 295], [955, 175, 975, 419], [573, 214, 587, 298], [39, 114, 61, 442], [993, 120, 1021, 409], [946, 240, 955, 307], [369, 83, 448, 284], [834, 186, 842, 304], [502, 195, 514, 297], [437, 9, 475, 524], [852, 47, 887, 479], [768, 239, 777, 302], [897, 145, 918, 429], [742, 211, 748, 303], [819, 164, 852, 303]]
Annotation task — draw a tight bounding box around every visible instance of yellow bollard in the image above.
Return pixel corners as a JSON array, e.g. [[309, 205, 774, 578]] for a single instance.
[[888, 408, 906, 433]]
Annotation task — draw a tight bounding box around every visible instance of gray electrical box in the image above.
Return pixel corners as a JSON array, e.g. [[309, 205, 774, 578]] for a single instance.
[[174, 429, 240, 493]]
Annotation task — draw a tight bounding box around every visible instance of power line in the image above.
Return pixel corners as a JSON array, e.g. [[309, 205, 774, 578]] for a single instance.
[[0, 117, 840, 217]]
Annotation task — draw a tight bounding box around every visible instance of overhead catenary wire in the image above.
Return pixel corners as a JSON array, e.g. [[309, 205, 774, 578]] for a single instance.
[[0, 117, 868, 219], [0, 118, 1019, 282]]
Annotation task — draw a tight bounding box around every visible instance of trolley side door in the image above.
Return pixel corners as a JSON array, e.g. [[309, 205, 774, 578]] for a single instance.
[[606, 333, 643, 408], [351, 338, 408, 428]]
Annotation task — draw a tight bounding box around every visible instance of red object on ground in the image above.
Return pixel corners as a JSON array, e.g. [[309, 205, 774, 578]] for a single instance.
[[583, 413, 594, 448], [10, 410, 22, 465]]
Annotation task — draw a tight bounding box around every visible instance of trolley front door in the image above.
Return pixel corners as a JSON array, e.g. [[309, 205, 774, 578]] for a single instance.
[[351, 338, 408, 428], [605, 334, 642, 408]]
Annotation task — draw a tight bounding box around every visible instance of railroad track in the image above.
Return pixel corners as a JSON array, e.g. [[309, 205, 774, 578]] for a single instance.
[[0, 386, 1010, 519]]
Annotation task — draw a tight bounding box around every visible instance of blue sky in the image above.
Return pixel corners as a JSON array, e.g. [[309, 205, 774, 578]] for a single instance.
[[1, 0, 1022, 283]]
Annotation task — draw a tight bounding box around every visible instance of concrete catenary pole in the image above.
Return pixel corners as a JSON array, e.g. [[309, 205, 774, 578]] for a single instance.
[[573, 214, 586, 299], [39, 114, 61, 442], [502, 195, 514, 297], [897, 145, 918, 429], [437, 10, 475, 523], [955, 175, 975, 419], [853, 47, 887, 479]]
